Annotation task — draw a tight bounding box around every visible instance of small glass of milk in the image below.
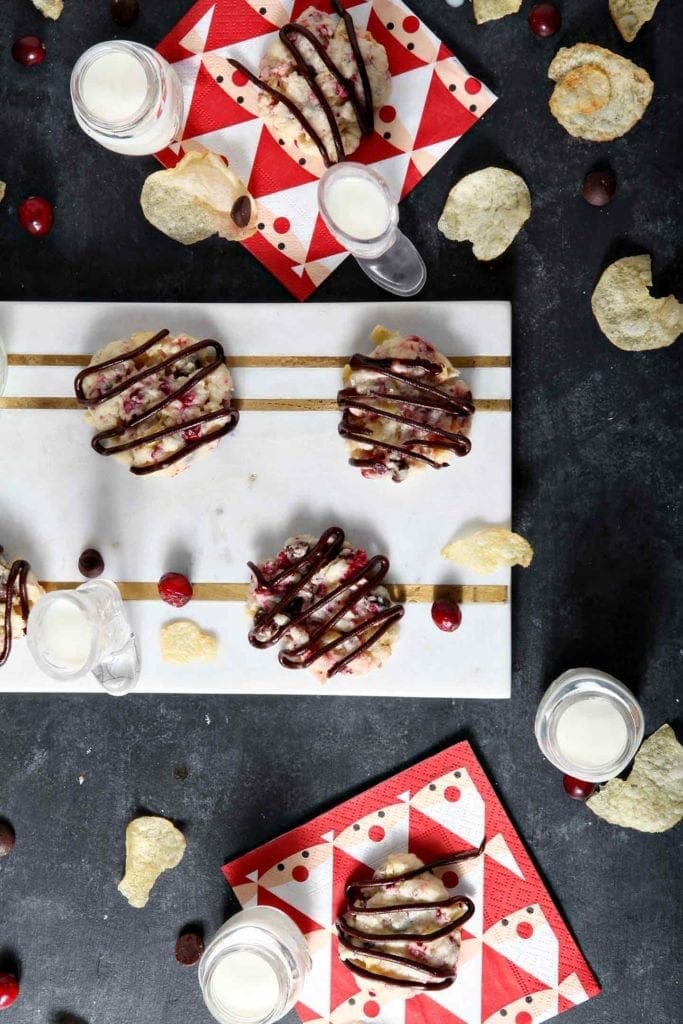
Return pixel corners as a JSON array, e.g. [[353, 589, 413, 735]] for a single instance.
[[535, 668, 644, 782], [70, 41, 183, 156], [318, 162, 427, 296], [199, 906, 311, 1024], [27, 579, 140, 696]]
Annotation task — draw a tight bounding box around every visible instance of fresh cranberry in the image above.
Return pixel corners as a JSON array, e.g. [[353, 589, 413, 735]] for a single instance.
[[528, 3, 561, 36], [0, 821, 15, 858], [582, 169, 616, 206], [111, 0, 140, 26], [12, 35, 45, 66], [18, 196, 54, 237], [563, 775, 597, 801], [0, 974, 19, 1011], [158, 572, 193, 607], [431, 598, 462, 632]]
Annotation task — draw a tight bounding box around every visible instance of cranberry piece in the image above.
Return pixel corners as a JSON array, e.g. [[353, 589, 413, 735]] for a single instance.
[[0, 821, 15, 858], [158, 571, 193, 607], [182, 425, 201, 443], [581, 169, 617, 207], [78, 548, 104, 578], [11, 35, 46, 67], [0, 974, 19, 1011], [111, 0, 140, 27], [563, 775, 597, 801], [431, 599, 462, 632], [18, 196, 54, 237], [175, 931, 204, 966], [528, 3, 561, 36]]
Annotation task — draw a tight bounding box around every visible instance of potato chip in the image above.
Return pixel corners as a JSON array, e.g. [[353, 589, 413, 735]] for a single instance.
[[586, 725, 683, 833], [442, 527, 534, 574], [548, 44, 653, 141], [118, 816, 186, 909], [438, 168, 531, 261], [591, 255, 683, 351], [140, 150, 258, 245], [609, 0, 660, 42], [473, 0, 522, 24], [30, 0, 63, 18], [161, 619, 218, 665], [0, 182, 5, 204]]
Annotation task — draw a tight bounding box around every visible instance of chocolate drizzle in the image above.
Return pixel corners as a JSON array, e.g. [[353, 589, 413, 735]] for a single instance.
[[248, 526, 404, 678], [339, 353, 475, 478], [229, 0, 375, 167], [336, 843, 483, 990], [0, 559, 30, 667], [74, 329, 239, 476]]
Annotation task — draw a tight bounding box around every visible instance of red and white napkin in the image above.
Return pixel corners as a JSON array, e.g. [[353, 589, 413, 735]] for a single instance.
[[222, 740, 600, 1024], [156, 0, 496, 300]]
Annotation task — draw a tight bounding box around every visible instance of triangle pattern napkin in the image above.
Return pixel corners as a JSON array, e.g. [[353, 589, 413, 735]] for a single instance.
[[222, 741, 600, 1024], [156, 0, 496, 299]]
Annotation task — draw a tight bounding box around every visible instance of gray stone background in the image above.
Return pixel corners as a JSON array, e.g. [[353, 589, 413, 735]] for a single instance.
[[0, 1, 681, 1023]]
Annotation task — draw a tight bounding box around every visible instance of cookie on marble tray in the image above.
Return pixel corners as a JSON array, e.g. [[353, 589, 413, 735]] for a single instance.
[[0, 550, 45, 667], [246, 526, 404, 682], [338, 326, 474, 483], [74, 329, 239, 477]]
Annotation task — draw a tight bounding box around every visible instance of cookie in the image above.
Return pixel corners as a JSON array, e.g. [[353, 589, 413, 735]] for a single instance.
[[0, 552, 44, 667], [74, 329, 239, 477], [338, 327, 474, 483], [247, 527, 403, 681]]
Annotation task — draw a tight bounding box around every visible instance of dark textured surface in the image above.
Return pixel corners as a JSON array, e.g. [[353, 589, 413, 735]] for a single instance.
[[0, 1, 682, 1023]]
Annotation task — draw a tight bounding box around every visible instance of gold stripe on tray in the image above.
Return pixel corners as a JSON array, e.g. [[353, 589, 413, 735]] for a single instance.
[[0, 396, 511, 413], [39, 581, 508, 604], [8, 353, 510, 369]]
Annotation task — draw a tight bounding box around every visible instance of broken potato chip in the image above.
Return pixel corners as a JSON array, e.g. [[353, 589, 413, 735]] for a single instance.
[[118, 815, 186, 909], [140, 150, 258, 245], [442, 527, 534, 575], [473, 0, 522, 24], [548, 44, 653, 141], [161, 619, 218, 665], [438, 168, 531, 261], [30, 0, 63, 18], [609, 0, 660, 42], [591, 254, 682, 351], [587, 725, 683, 833], [0, 181, 5, 204]]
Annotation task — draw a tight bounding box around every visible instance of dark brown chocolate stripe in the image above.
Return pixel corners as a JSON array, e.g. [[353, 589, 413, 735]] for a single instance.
[[1, 559, 30, 667], [338, 933, 456, 989], [74, 332, 239, 476], [248, 526, 404, 679], [230, 1, 374, 167], [338, 894, 474, 941], [340, 956, 454, 991]]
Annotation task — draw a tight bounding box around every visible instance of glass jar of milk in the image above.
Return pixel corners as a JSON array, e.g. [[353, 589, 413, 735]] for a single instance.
[[199, 906, 311, 1024], [70, 41, 183, 156], [535, 668, 644, 782]]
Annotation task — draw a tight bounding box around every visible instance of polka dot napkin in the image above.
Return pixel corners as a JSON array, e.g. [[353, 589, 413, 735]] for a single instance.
[[222, 740, 600, 1024], [156, 0, 496, 299]]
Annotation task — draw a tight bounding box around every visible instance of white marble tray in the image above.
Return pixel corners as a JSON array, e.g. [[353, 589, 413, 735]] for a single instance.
[[0, 300, 511, 697]]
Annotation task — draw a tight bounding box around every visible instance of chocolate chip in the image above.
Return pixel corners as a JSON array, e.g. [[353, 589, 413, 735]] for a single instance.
[[78, 548, 104, 578], [110, 0, 140, 27], [0, 821, 15, 858], [174, 931, 204, 966], [581, 169, 616, 206], [231, 195, 252, 228]]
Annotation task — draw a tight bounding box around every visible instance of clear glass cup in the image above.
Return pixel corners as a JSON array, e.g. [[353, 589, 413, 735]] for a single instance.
[[535, 667, 644, 782], [318, 162, 427, 297], [27, 579, 140, 696], [70, 41, 184, 156], [199, 906, 311, 1024]]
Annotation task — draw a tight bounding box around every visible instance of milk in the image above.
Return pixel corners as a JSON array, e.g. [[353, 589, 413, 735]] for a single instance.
[[324, 175, 391, 240], [555, 696, 629, 769], [40, 598, 92, 671], [80, 50, 148, 123], [208, 950, 280, 1022]]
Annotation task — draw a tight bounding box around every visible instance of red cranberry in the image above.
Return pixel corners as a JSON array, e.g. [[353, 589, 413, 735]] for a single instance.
[[0, 974, 20, 1011], [528, 3, 561, 36], [18, 196, 54, 237], [12, 35, 46, 67], [431, 598, 462, 632], [158, 572, 193, 608], [111, 0, 140, 27], [78, 548, 104, 578], [563, 775, 597, 801], [175, 931, 204, 966], [0, 822, 15, 858], [581, 169, 617, 206]]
